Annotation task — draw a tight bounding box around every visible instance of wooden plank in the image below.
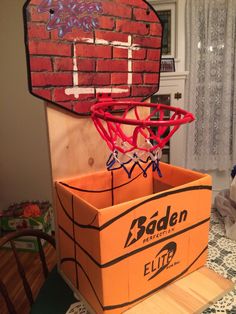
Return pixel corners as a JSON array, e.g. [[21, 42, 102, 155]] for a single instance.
[[125, 267, 234, 314], [46, 103, 109, 181], [46, 103, 150, 180]]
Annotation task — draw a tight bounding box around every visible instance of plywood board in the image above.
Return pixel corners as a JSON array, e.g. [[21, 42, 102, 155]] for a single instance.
[[46, 103, 150, 180], [46, 103, 109, 181], [125, 267, 234, 314]]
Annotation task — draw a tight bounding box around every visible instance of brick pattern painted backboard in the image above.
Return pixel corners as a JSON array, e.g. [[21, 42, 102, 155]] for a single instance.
[[24, 0, 163, 115]]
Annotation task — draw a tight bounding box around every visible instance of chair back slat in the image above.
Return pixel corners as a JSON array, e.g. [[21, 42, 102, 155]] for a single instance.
[[10, 240, 34, 306], [37, 236, 49, 279], [0, 278, 17, 314], [0, 229, 56, 313]]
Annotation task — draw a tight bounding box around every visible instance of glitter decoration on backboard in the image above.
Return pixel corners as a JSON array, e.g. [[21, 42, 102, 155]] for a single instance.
[[37, 0, 103, 37]]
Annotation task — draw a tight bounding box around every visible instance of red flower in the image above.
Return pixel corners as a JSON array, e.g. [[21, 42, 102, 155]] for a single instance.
[[23, 204, 41, 218]]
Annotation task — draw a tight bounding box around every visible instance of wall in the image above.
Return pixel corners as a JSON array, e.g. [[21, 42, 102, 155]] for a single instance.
[[0, 0, 52, 209]]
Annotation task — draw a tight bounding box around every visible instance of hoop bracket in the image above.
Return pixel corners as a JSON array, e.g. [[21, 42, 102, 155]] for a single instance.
[[97, 93, 114, 103]]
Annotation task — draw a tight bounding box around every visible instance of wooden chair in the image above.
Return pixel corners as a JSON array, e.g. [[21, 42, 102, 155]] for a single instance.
[[0, 229, 76, 314]]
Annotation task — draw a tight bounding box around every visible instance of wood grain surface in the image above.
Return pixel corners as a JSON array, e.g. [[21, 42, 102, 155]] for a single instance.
[[46, 102, 151, 181], [46, 103, 109, 181], [0, 244, 56, 314], [125, 267, 234, 314]]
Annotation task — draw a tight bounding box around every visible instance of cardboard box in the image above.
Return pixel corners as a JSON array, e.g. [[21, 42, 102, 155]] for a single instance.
[[55, 162, 212, 314]]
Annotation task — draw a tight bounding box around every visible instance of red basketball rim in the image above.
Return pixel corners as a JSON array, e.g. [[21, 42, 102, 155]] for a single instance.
[[91, 101, 195, 126]]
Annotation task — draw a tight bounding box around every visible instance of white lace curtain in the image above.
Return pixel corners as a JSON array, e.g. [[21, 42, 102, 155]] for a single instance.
[[185, 0, 236, 171]]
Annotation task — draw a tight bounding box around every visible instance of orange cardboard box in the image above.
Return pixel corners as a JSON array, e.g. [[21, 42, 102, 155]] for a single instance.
[[55, 162, 212, 314]]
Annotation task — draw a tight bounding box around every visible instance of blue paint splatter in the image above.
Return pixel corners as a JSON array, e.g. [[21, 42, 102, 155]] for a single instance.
[[38, 0, 103, 37]]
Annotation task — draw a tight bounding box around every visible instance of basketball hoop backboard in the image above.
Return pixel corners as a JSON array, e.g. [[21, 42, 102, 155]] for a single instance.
[[23, 0, 163, 115]]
